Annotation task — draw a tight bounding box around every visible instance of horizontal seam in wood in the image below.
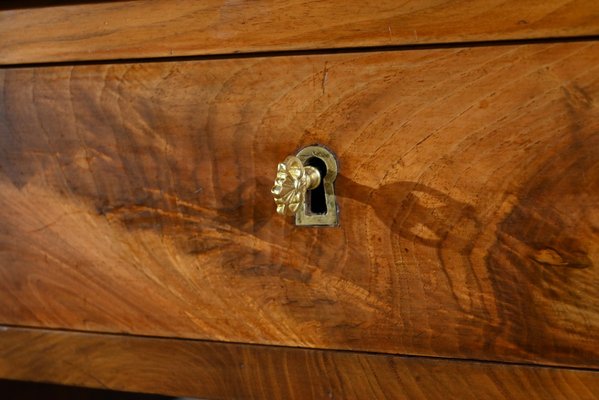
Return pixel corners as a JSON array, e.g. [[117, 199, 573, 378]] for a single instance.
[[2, 323, 598, 373], [2, 34, 599, 69]]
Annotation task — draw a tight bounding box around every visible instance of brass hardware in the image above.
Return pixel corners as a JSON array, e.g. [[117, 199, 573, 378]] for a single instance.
[[272, 156, 321, 216], [271, 145, 338, 226]]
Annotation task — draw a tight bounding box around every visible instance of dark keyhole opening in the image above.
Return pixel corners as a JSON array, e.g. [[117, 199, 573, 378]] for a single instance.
[[306, 157, 327, 215]]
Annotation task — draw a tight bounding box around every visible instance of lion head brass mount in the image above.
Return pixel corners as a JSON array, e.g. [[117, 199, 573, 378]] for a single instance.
[[271, 145, 338, 226]]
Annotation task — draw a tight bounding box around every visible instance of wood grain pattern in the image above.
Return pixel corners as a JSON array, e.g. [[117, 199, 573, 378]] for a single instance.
[[1, 42, 598, 368], [1, 327, 599, 400], [2, 0, 599, 64]]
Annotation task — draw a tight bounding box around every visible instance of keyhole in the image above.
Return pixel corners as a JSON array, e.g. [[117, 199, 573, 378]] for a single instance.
[[306, 156, 327, 215]]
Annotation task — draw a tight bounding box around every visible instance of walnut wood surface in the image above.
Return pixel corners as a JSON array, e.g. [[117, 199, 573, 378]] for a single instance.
[[1, 327, 598, 400], [1, 42, 598, 368], [2, 0, 599, 64]]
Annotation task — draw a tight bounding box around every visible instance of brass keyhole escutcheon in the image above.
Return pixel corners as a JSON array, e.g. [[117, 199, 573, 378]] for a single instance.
[[271, 145, 338, 226]]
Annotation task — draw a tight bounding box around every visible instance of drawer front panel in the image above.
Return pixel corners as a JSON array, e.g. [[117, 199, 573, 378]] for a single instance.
[[2, 327, 599, 400], [3, 0, 599, 65], [1, 42, 598, 367]]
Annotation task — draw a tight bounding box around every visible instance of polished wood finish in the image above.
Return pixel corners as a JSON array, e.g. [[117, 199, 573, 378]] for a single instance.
[[1, 327, 598, 400], [1, 42, 598, 368], [2, 0, 599, 64]]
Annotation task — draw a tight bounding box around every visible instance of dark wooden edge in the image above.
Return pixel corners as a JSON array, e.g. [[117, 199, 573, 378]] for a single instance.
[[0, 379, 171, 400], [1, 326, 598, 399], [2, 0, 599, 65]]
